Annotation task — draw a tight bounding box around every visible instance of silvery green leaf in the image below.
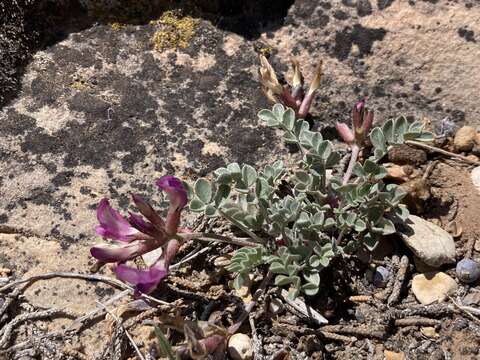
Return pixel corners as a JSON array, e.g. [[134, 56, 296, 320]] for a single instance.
[[354, 218, 367, 232], [189, 198, 206, 212], [295, 171, 311, 184], [415, 132, 434, 142], [363, 233, 380, 251], [352, 163, 366, 177], [312, 212, 324, 225], [408, 121, 424, 133], [204, 205, 217, 217], [282, 108, 295, 131], [304, 272, 320, 286], [272, 103, 285, 118], [258, 109, 279, 127], [288, 286, 300, 300], [378, 218, 396, 235], [325, 151, 341, 168], [302, 282, 319, 296], [275, 275, 294, 286], [370, 127, 387, 152], [227, 162, 241, 175], [283, 131, 297, 143], [393, 116, 408, 143], [194, 178, 212, 203], [323, 218, 336, 228], [233, 273, 248, 290], [214, 184, 230, 206], [309, 255, 321, 267], [270, 261, 287, 274], [382, 119, 394, 143]]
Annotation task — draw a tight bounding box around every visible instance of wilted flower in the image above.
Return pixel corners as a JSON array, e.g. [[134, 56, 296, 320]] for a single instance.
[[336, 99, 374, 145], [90, 175, 188, 295], [258, 55, 322, 118]]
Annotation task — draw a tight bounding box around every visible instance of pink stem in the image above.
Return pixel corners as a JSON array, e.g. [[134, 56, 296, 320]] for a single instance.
[[342, 144, 360, 185]]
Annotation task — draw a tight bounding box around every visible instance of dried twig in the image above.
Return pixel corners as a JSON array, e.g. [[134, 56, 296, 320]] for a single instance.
[[249, 312, 265, 360], [320, 325, 386, 340], [0, 271, 171, 306], [387, 255, 409, 306], [320, 331, 356, 343], [406, 140, 480, 165], [448, 296, 480, 325], [0, 308, 76, 349], [280, 289, 328, 325], [97, 301, 147, 360], [394, 317, 441, 327]]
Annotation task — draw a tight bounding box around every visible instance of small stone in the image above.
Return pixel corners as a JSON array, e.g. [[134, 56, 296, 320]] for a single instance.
[[456, 259, 480, 284], [400, 215, 456, 267], [474, 239, 480, 252], [385, 163, 409, 182], [466, 154, 479, 163], [228, 333, 253, 360], [471, 167, 480, 192], [412, 272, 458, 305], [388, 144, 427, 165], [213, 255, 231, 267], [269, 298, 284, 315], [400, 178, 430, 213], [420, 326, 439, 338], [373, 266, 390, 288], [454, 126, 476, 152], [474, 133, 480, 145], [463, 292, 480, 306], [384, 350, 406, 360]]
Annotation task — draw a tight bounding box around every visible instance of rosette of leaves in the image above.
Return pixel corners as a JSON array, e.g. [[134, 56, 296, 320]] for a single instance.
[[187, 104, 430, 299]]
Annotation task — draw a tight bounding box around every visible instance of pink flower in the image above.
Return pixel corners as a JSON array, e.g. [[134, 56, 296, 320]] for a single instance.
[[90, 176, 188, 294], [336, 99, 374, 145]]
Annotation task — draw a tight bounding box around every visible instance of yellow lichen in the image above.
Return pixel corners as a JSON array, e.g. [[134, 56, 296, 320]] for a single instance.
[[109, 22, 126, 31], [151, 11, 198, 51]]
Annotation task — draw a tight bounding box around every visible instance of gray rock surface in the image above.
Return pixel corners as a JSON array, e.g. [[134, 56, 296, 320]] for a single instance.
[[400, 215, 456, 268], [1, 0, 479, 247]]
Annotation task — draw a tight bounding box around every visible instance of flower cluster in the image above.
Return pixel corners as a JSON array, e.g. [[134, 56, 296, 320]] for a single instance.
[[90, 175, 187, 295], [258, 55, 322, 119]]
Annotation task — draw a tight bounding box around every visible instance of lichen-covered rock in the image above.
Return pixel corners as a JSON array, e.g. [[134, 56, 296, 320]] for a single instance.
[[400, 215, 456, 268], [454, 126, 477, 152], [412, 272, 457, 305]]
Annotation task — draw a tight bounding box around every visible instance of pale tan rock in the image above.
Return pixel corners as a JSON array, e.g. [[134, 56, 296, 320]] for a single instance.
[[454, 126, 477, 152], [420, 327, 439, 338], [412, 272, 458, 305], [471, 167, 480, 192], [401, 215, 456, 267], [474, 133, 480, 145], [228, 333, 253, 360], [384, 350, 406, 360]]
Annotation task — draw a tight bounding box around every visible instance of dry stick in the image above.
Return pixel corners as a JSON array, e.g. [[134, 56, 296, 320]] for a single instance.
[[170, 245, 212, 270], [320, 331, 356, 343], [249, 313, 265, 360], [406, 140, 480, 165], [228, 271, 273, 334], [0, 284, 27, 323], [320, 325, 386, 340], [0, 308, 76, 349], [394, 317, 441, 327], [96, 301, 147, 360], [448, 296, 480, 325], [387, 255, 409, 306], [0, 272, 171, 307]]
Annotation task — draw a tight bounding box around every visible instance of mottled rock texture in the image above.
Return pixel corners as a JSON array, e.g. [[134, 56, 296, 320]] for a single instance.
[[1, 0, 479, 245]]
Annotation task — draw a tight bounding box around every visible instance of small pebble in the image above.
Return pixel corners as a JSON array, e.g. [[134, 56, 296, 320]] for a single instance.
[[269, 298, 284, 315], [373, 266, 390, 288], [454, 126, 477, 152], [228, 333, 253, 360], [456, 259, 480, 283], [412, 272, 458, 305]]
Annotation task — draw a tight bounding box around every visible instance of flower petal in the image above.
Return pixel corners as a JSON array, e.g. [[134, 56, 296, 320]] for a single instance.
[[155, 176, 188, 210], [128, 212, 156, 235], [131, 194, 165, 229], [96, 198, 139, 242], [114, 263, 167, 294], [90, 243, 142, 263], [335, 122, 355, 144]]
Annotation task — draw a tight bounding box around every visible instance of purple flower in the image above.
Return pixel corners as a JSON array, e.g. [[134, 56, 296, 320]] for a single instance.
[[90, 176, 189, 295], [114, 262, 168, 295], [156, 175, 188, 210], [95, 199, 140, 242], [156, 175, 188, 235]]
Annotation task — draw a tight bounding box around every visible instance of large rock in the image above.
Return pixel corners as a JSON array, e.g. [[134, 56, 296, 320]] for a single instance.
[[400, 215, 456, 268]]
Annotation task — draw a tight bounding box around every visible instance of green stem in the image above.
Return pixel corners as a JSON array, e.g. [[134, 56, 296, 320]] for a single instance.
[[342, 144, 360, 185], [218, 210, 265, 244], [177, 232, 257, 247]]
